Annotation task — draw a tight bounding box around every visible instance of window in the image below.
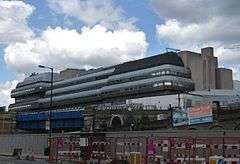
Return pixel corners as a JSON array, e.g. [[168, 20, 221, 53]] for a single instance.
[[153, 82, 164, 87], [164, 82, 172, 86], [151, 72, 156, 76], [158, 82, 163, 86], [186, 99, 192, 107]]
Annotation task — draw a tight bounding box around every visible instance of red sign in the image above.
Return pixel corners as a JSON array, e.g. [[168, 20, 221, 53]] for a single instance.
[[147, 137, 156, 156], [188, 104, 212, 118]]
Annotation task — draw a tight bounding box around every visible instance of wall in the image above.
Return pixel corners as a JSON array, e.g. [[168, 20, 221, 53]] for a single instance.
[[60, 68, 86, 79], [0, 134, 48, 156], [0, 113, 15, 134], [179, 51, 204, 90], [179, 47, 233, 91], [216, 68, 233, 89]]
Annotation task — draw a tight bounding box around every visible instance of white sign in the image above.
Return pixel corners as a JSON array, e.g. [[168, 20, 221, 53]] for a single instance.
[[80, 138, 88, 147], [45, 120, 50, 130]]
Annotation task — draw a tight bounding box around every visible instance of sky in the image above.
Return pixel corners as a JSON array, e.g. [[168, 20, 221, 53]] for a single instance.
[[0, 0, 240, 106]]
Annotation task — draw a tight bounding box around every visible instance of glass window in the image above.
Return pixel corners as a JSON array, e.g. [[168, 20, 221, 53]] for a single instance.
[[158, 82, 163, 86], [164, 82, 172, 86], [178, 83, 183, 87]]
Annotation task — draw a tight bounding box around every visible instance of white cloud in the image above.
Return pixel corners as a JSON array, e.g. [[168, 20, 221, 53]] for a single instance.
[[156, 18, 240, 45], [0, 80, 18, 107], [230, 66, 240, 80], [152, 0, 240, 79], [0, 1, 148, 106], [4, 25, 148, 74], [47, 0, 137, 30], [0, 0, 35, 44]]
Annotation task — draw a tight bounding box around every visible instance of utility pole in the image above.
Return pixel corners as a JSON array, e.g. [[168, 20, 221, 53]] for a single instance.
[[38, 65, 54, 160]]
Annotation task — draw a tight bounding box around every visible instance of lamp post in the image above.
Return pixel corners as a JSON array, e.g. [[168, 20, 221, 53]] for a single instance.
[[38, 65, 53, 136]]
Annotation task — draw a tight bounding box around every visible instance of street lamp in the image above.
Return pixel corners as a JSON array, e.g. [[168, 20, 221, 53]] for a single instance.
[[38, 65, 53, 155]]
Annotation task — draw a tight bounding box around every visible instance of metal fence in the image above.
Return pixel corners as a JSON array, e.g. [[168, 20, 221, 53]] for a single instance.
[[50, 135, 240, 164]]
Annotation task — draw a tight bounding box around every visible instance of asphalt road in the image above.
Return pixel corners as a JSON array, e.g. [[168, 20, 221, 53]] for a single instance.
[[0, 156, 48, 164]]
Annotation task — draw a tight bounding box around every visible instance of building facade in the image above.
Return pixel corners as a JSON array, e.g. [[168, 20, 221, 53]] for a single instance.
[[179, 47, 233, 90], [0, 112, 15, 134], [9, 52, 194, 112], [216, 68, 233, 89]]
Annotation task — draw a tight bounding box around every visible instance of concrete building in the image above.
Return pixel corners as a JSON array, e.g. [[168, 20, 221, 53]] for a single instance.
[[216, 68, 233, 89], [0, 106, 6, 112], [9, 52, 194, 112], [60, 68, 86, 79], [179, 47, 233, 90]]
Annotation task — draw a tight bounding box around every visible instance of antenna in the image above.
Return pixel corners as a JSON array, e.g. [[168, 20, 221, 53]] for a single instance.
[[166, 48, 181, 53]]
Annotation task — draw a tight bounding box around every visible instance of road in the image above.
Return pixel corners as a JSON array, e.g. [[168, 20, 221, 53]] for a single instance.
[[0, 156, 48, 164]]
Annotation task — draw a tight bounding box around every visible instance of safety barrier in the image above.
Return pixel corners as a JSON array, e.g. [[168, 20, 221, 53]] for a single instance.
[[50, 135, 240, 163]]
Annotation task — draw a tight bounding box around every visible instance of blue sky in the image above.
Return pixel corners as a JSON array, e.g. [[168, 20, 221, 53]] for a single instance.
[[0, 0, 240, 106]]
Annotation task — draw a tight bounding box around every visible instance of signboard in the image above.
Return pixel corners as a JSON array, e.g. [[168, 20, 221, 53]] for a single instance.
[[188, 104, 213, 125], [45, 120, 50, 130], [173, 107, 188, 126], [79, 138, 88, 147]]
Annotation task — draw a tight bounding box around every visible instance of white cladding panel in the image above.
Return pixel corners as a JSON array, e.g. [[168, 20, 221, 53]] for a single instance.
[[127, 90, 240, 109]]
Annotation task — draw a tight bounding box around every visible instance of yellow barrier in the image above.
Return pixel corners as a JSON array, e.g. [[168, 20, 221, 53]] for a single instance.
[[130, 152, 141, 164], [209, 156, 224, 164]]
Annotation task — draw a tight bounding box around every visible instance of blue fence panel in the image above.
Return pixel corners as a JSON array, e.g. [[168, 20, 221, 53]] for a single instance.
[[16, 113, 48, 121], [16, 111, 84, 131], [51, 111, 83, 120]]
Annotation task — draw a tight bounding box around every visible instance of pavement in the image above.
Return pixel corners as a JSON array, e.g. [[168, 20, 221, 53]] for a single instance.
[[0, 155, 48, 164]]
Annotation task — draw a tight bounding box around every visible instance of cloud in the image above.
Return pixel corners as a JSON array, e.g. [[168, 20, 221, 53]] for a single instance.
[[0, 1, 148, 106], [151, 0, 240, 24], [156, 19, 240, 46], [152, 0, 240, 79], [0, 80, 18, 107], [0, 0, 35, 44], [4, 25, 148, 74], [47, 0, 137, 30], [230, 66, 240, 80]]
